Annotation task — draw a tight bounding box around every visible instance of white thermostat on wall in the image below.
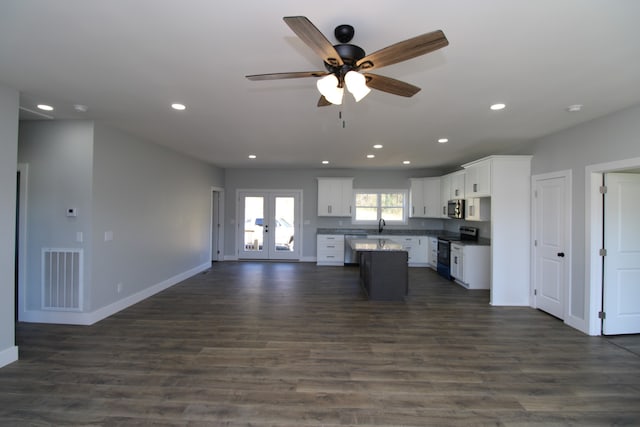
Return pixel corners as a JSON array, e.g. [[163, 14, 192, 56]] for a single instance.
[[66, 207, 78, 217]]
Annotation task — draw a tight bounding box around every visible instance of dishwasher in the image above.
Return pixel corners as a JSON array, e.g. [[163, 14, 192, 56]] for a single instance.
[[344, 234, 366, 265]]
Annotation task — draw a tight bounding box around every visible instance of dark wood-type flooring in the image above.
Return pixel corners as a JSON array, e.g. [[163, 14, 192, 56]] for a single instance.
[[1, 262, 640, 426]]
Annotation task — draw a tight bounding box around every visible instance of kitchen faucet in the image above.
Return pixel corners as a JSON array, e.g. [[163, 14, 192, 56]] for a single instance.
[[378, 218, 386, 234]]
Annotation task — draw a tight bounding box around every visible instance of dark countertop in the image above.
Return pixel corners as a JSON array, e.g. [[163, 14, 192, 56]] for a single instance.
[[317, 228, 449, 236], [317, 228, 491, 246], [349, 238, 406, 252]]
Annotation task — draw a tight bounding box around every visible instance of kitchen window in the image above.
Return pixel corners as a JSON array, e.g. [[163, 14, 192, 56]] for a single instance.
[[353, 190, 407, 224]]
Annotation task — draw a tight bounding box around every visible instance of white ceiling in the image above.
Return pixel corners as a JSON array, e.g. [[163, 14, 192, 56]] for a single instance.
[[2, 0, 640, 170]]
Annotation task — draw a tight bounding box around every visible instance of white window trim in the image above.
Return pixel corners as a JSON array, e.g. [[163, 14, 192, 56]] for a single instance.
[[352, 189, 408, 225]]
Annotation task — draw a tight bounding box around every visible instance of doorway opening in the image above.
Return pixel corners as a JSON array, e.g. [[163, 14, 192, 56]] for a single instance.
[[237, 190, 301, 261], [211, 188, 224, 263], [586, 156, 640, 336], [16, 164, 28, 326], [531, 170, 572, 321]]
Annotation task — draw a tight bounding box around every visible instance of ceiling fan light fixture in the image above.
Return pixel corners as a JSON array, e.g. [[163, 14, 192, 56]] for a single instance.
[[316, 74, 343, 105], [344, 71, 371, 102]]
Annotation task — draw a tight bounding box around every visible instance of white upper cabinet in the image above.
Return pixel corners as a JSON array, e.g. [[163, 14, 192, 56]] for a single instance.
[[466, 197, 491, 221], [440, 174, 451, 218], [409, 178, 425, 218], [423, 177, 441, 218], [463, 158, 492, 197], [409, 177, 441, 218], [449, 170, 466, 199], [317, 178, 353, 217]]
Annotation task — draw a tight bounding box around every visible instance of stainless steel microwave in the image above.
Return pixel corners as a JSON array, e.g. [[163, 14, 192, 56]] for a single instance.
[[447, 199, 465, 219]]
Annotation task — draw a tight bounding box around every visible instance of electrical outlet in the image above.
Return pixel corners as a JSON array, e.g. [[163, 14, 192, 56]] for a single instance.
[[116, 283, 123, 293]]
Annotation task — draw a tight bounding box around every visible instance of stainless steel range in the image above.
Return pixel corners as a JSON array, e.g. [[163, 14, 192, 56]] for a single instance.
[[437, 226, 478, 279]]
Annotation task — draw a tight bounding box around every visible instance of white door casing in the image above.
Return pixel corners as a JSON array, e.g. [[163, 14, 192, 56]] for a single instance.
[[602, 173, 640, 335], [210, 188, 224, 262], [532, 171, 571, 319]]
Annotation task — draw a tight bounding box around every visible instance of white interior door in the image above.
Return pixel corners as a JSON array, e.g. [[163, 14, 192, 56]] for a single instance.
[[533, 173, 570, 319], [603, 173, 640, 335], [238, 190, 300, 260]]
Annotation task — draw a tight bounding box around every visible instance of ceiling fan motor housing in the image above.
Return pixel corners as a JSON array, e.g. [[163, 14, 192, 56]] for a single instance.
[[324, 43, 366, 80]]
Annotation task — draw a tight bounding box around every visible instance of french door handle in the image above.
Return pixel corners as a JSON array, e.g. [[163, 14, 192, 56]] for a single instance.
[[557, 252, 565, 257]]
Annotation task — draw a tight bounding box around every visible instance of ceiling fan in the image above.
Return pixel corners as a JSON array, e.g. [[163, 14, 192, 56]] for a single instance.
[[246, 16, 449, 107]]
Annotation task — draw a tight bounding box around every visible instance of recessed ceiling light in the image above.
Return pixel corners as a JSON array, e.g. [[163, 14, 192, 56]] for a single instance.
[[373, 144, 383, 149], [403, 160, 411, 165], [73, 104, 88, 112], [37, 104, 53, 111], [366, 154, 375, 159], [438, 138, 448, 144], [171, 103, 186, 110], [248, 154, 257, 159], [567, 104, 583, 112], [490, 103, 506, 111], [322, 160, 330, 165]]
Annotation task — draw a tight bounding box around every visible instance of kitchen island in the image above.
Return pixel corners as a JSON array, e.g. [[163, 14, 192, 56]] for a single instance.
[[349, 238, 408, 301]]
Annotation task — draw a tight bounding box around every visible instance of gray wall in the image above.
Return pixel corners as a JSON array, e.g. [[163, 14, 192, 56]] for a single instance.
[[18, 120, 224, 320], [526, 103, 640, 320], [91, 124, 223, 309], [0, 85, 19, 365], [223, 167, 445, 259], [18, 121, 94, 310]]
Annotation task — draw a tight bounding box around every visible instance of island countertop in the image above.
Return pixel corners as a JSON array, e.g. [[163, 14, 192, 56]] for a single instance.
[[348, 238, 406, 252]]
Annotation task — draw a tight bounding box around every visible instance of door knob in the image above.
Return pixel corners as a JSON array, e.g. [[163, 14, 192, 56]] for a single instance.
[[557, 252, 565, 257]]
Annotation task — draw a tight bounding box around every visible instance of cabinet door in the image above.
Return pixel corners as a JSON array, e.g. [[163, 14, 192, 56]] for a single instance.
[[450, 171, 466, 199], [317, 178, 353, 216], [428, 237, 438, 268], [413, 237, 429, 264], [339, 178, 353, 216], [409, 178, 426, 218], [317, 179, 338, 216], [423, 177, 441, 218], [451, 245, 463, 280], [465, 160, 491, 197], [440, 174, 451, 218]]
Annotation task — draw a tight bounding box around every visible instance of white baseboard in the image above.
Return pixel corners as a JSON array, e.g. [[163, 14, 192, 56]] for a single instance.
[[0, 345, 18, 368], [20, 262, 211, 326]]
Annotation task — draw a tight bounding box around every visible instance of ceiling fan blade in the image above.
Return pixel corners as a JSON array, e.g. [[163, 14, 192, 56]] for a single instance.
[[363, 73, 421, 97], [246, 71, 328, 81], [356, 30, 448, 71], [317, 95, 332, 107], [283, 16, 344, 67]]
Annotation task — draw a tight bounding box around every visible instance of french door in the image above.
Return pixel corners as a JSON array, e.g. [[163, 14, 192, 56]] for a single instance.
[[238, 190, 301, 260]]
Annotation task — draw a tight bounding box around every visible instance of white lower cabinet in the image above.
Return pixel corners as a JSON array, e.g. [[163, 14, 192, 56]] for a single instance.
[[428, 236, 438, 270], [316, 234, 344, 266], [394, 236, 429, 267], [450, 243, 490, 289], [368, 235, 429, 267]]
